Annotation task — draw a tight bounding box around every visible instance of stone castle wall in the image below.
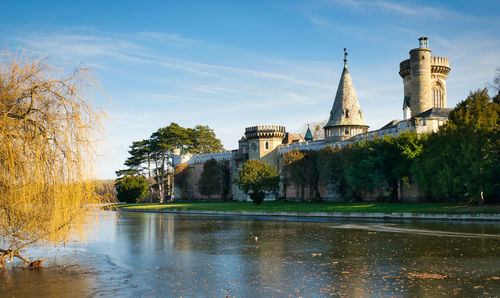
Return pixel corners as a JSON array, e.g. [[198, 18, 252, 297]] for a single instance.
[[173, 38, 450, 203]]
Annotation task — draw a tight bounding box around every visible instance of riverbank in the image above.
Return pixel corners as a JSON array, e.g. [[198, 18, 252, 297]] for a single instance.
[[119, 201, 500, 221]]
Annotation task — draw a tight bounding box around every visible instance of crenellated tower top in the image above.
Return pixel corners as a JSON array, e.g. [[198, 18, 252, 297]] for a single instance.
[[244, 125, 286, 139]]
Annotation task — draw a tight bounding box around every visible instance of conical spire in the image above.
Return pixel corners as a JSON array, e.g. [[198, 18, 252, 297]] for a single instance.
[[304, 125, 314, 141], [324, 49, 367, 129]]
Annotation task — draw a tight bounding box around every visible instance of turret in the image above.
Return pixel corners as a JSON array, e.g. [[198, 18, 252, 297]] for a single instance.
[[324, 48, 368, 142], [304, 125, 314, 142], [244, 125, 286, 168], [400, 37, 451, 117]]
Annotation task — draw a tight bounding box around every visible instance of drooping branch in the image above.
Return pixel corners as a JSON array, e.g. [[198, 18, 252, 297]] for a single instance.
[[0, 49, 107, 268]]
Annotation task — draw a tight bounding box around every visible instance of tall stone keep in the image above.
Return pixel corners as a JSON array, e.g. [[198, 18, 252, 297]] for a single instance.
[[324, 49, 368, 142], [399, 37, 451, 118]]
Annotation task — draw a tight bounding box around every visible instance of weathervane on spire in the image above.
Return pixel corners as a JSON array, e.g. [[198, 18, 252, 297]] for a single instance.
[[343, 48, 348, 67]]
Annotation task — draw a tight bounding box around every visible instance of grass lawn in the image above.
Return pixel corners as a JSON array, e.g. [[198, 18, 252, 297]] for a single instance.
[[119, 201, 500, 214]]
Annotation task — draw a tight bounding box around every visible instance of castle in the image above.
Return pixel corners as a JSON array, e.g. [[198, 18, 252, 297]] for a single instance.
[[173, 37, 452, 202]]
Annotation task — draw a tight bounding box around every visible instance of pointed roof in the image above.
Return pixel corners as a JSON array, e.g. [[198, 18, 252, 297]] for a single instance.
[[324, 52, 368, 129], [304, 125, 314, 141]]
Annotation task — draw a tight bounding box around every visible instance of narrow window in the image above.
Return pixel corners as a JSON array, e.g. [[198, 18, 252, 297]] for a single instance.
[[265, 141, 269, 150], [432, 83, 443, 108]]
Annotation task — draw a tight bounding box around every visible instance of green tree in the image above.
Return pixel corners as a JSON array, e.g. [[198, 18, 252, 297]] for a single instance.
[[174, 164, 193, 200], [189, 125, 225, 154], [219, 160, 232, 201], [413, 89, 500, 204], [116, 139, 153, 200], [235, 160, 280, 205], [118, 123, 224, 203], [149, 123, 190, 202], [115, 176, 150, 203], [341, 132, 424, 202], [342, 137, 394, 201], [317, 145, 349, 197], [198, 159, 221, 199], [282, 150, 321, 201]]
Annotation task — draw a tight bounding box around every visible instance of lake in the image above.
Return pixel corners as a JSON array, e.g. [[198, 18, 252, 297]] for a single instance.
[[1, 211, 500, 297]]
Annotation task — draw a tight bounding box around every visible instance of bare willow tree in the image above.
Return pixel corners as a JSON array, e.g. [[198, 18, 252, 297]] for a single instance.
[[0, 50, 108, 268]]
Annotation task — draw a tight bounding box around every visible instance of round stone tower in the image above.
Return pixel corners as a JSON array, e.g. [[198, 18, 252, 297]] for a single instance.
[[399, 37, 451, 117]]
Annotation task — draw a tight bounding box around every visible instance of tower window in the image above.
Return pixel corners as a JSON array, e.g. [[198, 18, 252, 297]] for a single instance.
[[345, 109, 350, 118], [265, 141, 269, 150], [432, 83, 444, 108], [345, 128, 349, 135]]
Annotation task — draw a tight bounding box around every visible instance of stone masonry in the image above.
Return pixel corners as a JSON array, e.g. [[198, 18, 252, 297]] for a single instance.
[[173, 37, 453, 202]]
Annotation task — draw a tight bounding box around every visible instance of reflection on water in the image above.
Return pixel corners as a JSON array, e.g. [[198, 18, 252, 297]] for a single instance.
[[1, 211, 500, 297]]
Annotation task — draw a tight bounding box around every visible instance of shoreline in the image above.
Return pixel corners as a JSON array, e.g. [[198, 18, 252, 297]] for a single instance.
[[119, 208, 500, 222]]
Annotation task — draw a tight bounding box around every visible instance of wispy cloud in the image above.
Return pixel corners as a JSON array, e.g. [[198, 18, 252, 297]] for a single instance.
[[322, 0, 439, 17], [19, 32, 333, 90], [319, 0, 496, 24], [138, 31, 199, 47]]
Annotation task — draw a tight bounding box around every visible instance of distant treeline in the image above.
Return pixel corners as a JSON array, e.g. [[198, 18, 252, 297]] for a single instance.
[[282, 89, 500, 204]]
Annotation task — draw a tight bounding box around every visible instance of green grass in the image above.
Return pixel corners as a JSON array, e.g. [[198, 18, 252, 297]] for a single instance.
[[119, 201, 500, 214]]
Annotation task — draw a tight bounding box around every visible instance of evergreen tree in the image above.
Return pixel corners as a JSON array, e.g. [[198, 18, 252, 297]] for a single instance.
[[118, 123, 225, 202], [115, 175, 150, 203], [189, 125, 225, 154]]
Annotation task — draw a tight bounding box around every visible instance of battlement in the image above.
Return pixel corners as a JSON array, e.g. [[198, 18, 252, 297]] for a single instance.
[[431, 56, 449, 67], [245, 125, 286, 139], [399, 59, 410, 78], [431, 56, 450, 75], [173, 150, 234, 165], [400, 56, 450, 79], [278, 140, 328, 155]]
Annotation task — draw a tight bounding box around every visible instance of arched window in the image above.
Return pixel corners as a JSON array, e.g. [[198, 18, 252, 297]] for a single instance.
[[432, 83, 444, 108]]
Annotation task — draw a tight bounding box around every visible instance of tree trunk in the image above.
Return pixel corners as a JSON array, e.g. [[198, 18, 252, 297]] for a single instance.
[[159, 154, 166, 203], [154, 158, 164, 203], [170, 155, 175, 202], [147, 154, 153, 202], [0, 249, 48, 268]]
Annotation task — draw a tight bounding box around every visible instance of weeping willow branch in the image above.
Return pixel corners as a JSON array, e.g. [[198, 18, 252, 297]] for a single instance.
[[0, 49, 110, 267]]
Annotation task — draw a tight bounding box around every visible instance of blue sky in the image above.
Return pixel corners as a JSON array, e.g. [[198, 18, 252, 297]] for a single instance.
[[1, 0, 499, 179]]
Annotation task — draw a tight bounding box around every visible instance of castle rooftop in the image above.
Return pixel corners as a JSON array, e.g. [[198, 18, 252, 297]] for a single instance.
[[324, 50, 368, 129]]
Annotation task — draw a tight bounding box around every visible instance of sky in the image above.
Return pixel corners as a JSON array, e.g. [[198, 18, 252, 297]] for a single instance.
[[1, 0, 499, 179]]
